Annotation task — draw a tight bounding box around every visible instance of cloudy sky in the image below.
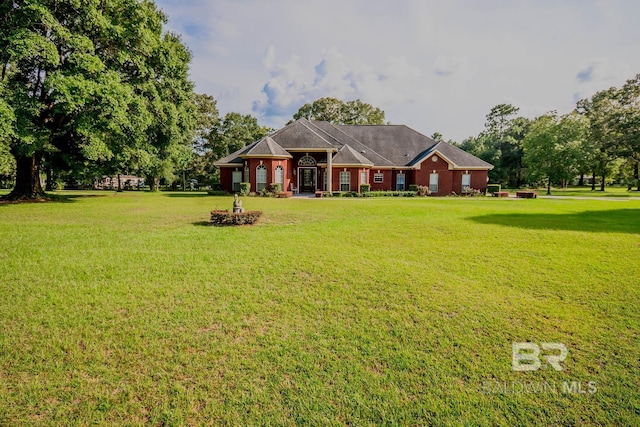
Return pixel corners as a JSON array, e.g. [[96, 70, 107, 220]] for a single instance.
[[154, 0, 640, 142]]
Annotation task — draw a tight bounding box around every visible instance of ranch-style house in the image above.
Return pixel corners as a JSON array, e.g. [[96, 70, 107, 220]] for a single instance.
[[215, 118, 493, 195]]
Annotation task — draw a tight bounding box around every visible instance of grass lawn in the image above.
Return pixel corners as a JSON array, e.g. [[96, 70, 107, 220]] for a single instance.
[[0, 191, 638, 425], [523, 185, 640, 198]]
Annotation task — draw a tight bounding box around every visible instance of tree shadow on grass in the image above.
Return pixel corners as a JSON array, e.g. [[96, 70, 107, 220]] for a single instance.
[[468, 209, 640, 234], [163, 192, 211, 198], [0, 193, 107, 205], [192, 221, 211, 226]]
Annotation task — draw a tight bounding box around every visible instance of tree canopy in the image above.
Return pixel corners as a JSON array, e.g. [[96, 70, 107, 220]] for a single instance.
[[291, 97, 385, 125], [523, 112, 589, 194], [0, 0, 195, 199]]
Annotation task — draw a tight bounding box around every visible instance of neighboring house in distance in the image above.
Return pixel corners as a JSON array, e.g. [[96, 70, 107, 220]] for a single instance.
[[95, 175, 145, 190], [215, 119, 493, 195]]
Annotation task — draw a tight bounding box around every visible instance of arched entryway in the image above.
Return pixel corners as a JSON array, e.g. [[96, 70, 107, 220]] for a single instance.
[[297, 155, 317, 193]]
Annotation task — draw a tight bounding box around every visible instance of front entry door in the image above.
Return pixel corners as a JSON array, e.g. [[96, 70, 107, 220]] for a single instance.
[[299, 168, 316, 193]]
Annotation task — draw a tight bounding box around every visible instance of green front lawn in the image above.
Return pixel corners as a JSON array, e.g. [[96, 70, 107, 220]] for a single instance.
[[516, 185, 640, 197], [0, 192, 638, 425]]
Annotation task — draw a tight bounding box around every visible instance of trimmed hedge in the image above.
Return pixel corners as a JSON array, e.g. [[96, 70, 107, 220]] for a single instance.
[[360, 184, 371, 193], [362, 191, 417, 197], [486, 184, 501, 195], [270, 183, 282, 193], [239, 182, 251, 196], [210, 210, 262, 226]]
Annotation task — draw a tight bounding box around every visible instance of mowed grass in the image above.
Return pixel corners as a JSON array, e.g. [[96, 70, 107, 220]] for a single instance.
[[0, 191, 638, 426]]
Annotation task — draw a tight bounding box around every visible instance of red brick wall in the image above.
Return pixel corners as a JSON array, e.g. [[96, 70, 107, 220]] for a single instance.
[[471, 170, 489, 192], [220, 167, 242, 193], [370, 170, 392, 191], [415, 155, 453, 195], [331, 167, 365, 192]]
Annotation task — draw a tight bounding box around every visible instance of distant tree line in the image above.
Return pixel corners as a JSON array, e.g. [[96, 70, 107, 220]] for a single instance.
[[454, 75, 640, 193]]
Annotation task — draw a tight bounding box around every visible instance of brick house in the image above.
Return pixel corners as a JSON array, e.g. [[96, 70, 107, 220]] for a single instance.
[[215, 119, 493, 195]]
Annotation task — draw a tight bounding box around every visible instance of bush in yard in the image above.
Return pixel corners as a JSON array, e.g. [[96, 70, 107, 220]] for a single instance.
[[210, 210, 262, 226], [409, 184, 419, 192], [270, 183, 282, 193], [486, 184, 501, 195], [463, 188, 482, 196], [239, 182, 251, 196], [360, 184, 371, 194], [416, 186, 431, 196]]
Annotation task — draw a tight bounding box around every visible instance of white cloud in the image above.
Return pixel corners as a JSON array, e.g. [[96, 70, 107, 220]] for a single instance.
[[155, 0, 640, 141]]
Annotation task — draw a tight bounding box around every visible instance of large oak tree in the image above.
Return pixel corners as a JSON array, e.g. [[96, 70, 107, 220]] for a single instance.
[[0, 0, 195, 199]]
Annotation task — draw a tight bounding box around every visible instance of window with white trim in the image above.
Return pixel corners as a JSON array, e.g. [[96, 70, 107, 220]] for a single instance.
[[232, 171, 242, 192], [244, 165, 249, 182], [396, 173, 405, 191], [360, 171, 367, 185], [462, 173, 471, 192], [340, 171, 350, 191], [256, 165, 267, 191], [429, 173, 439, 193], [373, 173, 383, 183], [275, 165, 284, 186], [298, 155, 316, 166]]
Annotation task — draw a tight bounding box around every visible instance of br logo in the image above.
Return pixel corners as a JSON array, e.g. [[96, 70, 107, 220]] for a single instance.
[[512, 342, 568, 371]]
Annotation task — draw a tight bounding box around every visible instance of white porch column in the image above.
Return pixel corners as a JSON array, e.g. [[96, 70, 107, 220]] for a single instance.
[[326, 149, 333, 193]]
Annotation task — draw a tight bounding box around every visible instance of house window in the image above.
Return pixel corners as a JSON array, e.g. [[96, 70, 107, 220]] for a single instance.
[[275, 166, 284, 186], [340, 171, 350, 191], [232, 171, 242, 192], [360, 171, 367, 185], [429, 173, 439, 193], [396, 173, 405, 191], [256, 165, 267, 191], [244, 165, 249, 182], [373, 173, 383, 183], [298, 155, 316, 166], [462, 173, 471, 192]]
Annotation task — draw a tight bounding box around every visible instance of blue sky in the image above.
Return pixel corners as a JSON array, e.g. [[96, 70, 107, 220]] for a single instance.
[[154, 0, 640, 141]]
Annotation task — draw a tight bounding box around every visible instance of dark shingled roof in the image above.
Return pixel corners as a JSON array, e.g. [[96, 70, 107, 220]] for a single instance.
[[310, 121, 396, 167], [334, 125, 439, 167], [408, 141, 494, 168], [243, 136, 291, 158], [332, 144, 374, 166], [214, 143, 254, 166], [216, 119, 492, 170], [270, 119, 335, 150]]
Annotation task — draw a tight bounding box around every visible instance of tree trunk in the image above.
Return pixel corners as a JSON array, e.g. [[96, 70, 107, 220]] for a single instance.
[[600, 173, 605, 191], [635, 162, 639, 191], [547, 177, 551, 195], [578, 174, 584, 186], [1, 152, 46, 200], [147, 176, 159, 191], [45, 166, 54, 192], [591, 171, 596, 191]]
